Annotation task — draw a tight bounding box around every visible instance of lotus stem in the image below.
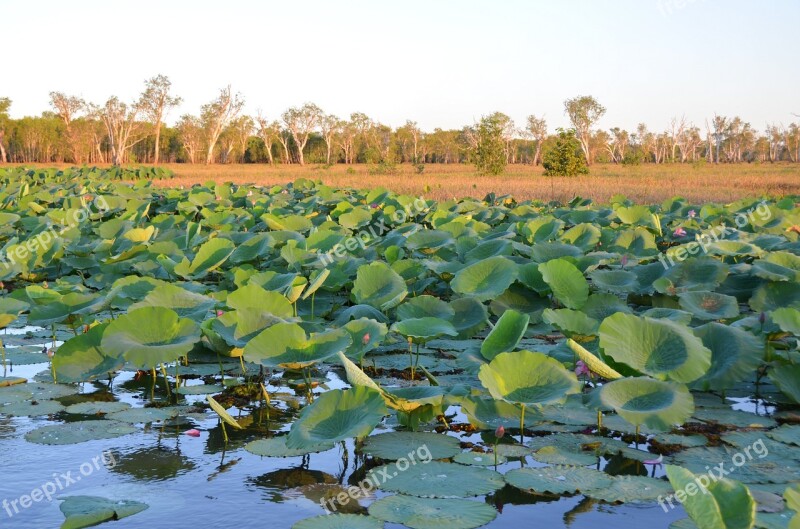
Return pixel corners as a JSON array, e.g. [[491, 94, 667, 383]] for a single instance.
[[221, 421, 228, 444], [311, 292, 315, 320], [150, 367, 156, 401], [597, 410, 603, 430], [159, 363, 171, 398], [519, 404, 526, 444], [407, 337, 414, 381], [635, 425, 640, 448]]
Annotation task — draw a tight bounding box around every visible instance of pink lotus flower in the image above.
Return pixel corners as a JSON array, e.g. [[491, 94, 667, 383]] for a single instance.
[[643, 454, 663, 467], [46, 348, 55, 359], [185, 429, 201, 437], [495, 425, 505, 439], [688, 210, 697, 218], [216, 310, 224, 317], [620, 255, 629, 267], [362, 333, 371, 345], [673, 227, 687, 237], [574, 360, 590, 377]]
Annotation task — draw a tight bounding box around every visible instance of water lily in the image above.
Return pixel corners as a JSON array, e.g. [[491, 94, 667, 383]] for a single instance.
[[362, 333, 371, 345], [673, 227, 687, 237], [185, 429, 201, 437], [495, 425, 505, 439], [216, 310, 224, 317], [688, 210, 696, 218], [620, 255, 628, 268]]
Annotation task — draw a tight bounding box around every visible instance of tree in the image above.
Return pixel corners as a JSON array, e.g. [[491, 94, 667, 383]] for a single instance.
[[176, 114, 203, 164], [94, 96, 145, 165], [468, 113, 507, 175], [542, 128, 589, 176], [49, 92, 86, 163], [255, 114, 280, 164], [525, 115, 547, 165], [0, 97, 10, 163], [282, 103, 322, 165], [139, 74, 182, 164], [564, 95, 606, 165], [319, 113, 340, 164], [200, 86, 244, 164]]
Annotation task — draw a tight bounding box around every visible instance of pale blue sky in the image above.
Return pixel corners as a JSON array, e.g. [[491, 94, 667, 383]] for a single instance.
[[4, 0, 798, 132]]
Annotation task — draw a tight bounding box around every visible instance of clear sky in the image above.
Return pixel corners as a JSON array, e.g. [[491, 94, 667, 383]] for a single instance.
[[3, 0, 798, 133]]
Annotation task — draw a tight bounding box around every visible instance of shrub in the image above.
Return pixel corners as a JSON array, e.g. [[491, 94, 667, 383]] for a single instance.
[[368, 161, 398, 175], [470, 113, 508, 175], [542, 129, 589, 176]]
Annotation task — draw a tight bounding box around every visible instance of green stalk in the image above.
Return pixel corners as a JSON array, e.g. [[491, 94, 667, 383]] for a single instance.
[[519, 404, 526, 444]]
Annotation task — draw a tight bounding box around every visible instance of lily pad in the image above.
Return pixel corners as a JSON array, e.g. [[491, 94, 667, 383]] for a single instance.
[[362, 431, 461, 460], [59, 495, 148, 529], [584, 475, 674, 503], [370, 460, 504, 498], [505, 465, 613, 494], [368, 495, 497, 529], [532, 445, 599, 466], [107, 407, 179, 424], [25, 420, 137, 445], [245, 436, 334, 457], [65, 401, 132, 415], [454, 452, 507, 466], [292, 514, 384, 529]]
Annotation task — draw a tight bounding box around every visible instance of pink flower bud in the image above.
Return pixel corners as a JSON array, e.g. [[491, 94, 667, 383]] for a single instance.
[[362, 333, 371, 345], [495, 425, 505, 439], [216, 310, 224, 317], [673, 227, 687, 237], [574, 360, 590, 377], [185, 429, 201, 437]]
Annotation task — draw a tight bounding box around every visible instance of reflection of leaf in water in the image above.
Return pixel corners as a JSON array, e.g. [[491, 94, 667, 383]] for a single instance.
[[563, 496, 597, 527], [248, 468, 337, 503], [283, 483, 369, 514], [207, 457, 240, 482], [109, 447, 196, 482], [603, 452, 647, 477]]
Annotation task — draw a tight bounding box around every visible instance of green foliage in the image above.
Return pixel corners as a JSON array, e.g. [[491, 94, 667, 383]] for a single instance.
[[470, 113, 507, 175], [542, 128, 589, 176]]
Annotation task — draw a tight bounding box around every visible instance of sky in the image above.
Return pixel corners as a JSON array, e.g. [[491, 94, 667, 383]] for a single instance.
[[3, 0, 798, 133]]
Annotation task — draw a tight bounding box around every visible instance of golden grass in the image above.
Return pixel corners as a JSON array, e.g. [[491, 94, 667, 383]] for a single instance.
[[7, 162, 800, 203]]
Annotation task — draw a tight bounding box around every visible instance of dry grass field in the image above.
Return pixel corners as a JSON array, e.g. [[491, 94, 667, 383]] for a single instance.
[[9, 162, 800, 203]]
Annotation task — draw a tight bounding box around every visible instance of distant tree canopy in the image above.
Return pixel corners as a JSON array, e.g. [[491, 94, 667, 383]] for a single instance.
[[543, 128, 589, 177], [1, 82, 799, 168]]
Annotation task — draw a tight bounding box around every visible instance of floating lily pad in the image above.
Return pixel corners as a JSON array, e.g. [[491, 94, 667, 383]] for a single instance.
[[532, 445, 599, 466], [25, 420, 137, 445], [588, 377, 694, 431], [59, 495, 148, 529], [505, 465, 613, 494], [1, 399, 64, 416], [107, 407, 179, 424], [362, 431, 461, 460], [368, 495, 497, 529], [767, 425, 800, 446], [292, 514, 384, 529], [65, 401, 132, 415], [175, 384, 224, 395], [371, 461, 504, 498], [584, 475, 674, 503], [245, 436, 334, 457], [652, 433, 709, 447], [454, 451, 507, 466]]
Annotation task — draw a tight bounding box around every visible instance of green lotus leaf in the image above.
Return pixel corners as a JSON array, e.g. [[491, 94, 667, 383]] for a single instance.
[[397, 295, 455, 320], [1, 399, 65, 416], [505, 465, 612, 494], [449, 297, 489, 339], [766, 424, 800, 446], [588, 376, 694, 431], [451, 256, 518, 302], [25, 420, 138, 445], [301, 268, 330, 299], [590, 269, 640, 293], [678, 291, 740, 320], [751, 251, 800, 282], [101, 307, 200, 370], [352, 262, 408, 310], [28, 292, 106, 326], [341, 318, 388, 360], [454, 452, 507, 466], [770, 307, 800, 335], [531, 242, 583, 262], [173, 237, 236, 279], [692, 323, 763, 390], [522, 215, 564, 243], [665, 257, 729, 291], [582, 293, 633, 321], [480, 309, 529, 360], [611, 227, 658, 256], [129, 283, 215, 320], [53, 323, 125, 383], [391, 317, 458, 343], [642, 307, 694, 325], [368, 495, 497, 529], [538, 258, 589, 309], [665, 465, 756, 529], [107, 407, 178, 423], [584, 474, 674, 503], [405, 229, 455, 252], [244, 322, 351, 369], [543, 308, 599, 337], [262, 213, 312, 232], [370, 461, 504, 498], [0, 297, 29, 328], [750, 282, 800, 312], [59, 495, 149, 529], [768, 365, 800, 404], [287, 386, 387, 449], [560, 222, 602, 249], [532, 445, 599, 466], [362, 431, 461, 460], [292, 514, 383, 529], [65, 401, 131, 415], [245, 436, 334, 457], [478, 350, 582, 407], [457, 395, 529, 430], [599, 313, 711, 382]]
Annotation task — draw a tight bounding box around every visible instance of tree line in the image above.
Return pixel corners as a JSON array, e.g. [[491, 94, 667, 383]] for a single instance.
[[1, 76, 798, 167]]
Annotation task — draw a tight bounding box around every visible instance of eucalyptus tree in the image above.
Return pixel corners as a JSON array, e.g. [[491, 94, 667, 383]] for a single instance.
[[525, 115, 547, 165], [282, 103, 322, 165], [200, 86, 244, 164], [138, 74, 182, 164], [255, 114, 280, 164], [564, 95, 606, 165], [49, 91, 86, 163], [0, 97, 10, 162], [319, 113, 340, 164]]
